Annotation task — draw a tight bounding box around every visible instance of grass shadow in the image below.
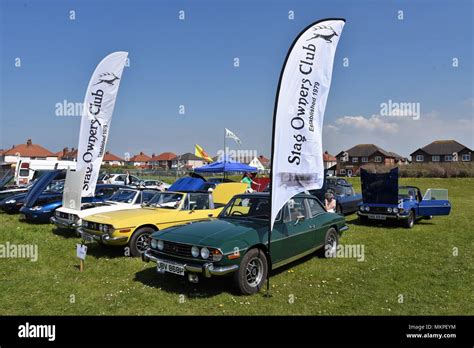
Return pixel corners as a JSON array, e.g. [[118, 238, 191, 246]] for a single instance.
[[84, 243, 127, 259], [52, 227, 80, 239], [133, 266, 236, 298]]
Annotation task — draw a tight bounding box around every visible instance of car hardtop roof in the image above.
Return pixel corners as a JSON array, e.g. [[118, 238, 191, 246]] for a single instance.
[[232, 192, 317, 199], [97, 184, 125, 189], [122, 185, 160, 191]]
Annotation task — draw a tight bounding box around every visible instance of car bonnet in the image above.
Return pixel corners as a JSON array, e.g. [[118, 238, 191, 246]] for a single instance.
[[360, 167, 399, 205], [23, 170, 62, 208]]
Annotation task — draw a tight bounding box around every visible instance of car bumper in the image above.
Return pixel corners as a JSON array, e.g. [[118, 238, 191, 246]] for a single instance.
[[357, 212, 410, 220], [77, 227, 128, 244], [50, 216, 79, 229], [142, 250, 239, 278], [19, 211, 52, 223]]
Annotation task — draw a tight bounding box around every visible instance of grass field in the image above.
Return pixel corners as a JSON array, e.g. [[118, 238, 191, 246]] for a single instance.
[[0, 178, 472, 315]]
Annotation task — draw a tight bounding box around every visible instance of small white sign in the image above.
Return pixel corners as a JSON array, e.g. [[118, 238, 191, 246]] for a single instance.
[[76, 244, 87, 260]]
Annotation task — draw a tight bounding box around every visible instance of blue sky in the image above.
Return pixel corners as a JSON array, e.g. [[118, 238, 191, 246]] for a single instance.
[[1, 0, 472, 158]]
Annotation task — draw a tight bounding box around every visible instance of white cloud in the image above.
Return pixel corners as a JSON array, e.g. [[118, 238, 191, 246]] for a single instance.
[[332, 115, 399, 134]]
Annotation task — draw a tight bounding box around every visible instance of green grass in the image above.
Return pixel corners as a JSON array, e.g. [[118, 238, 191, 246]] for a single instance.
[[0, 178, 472, 315]]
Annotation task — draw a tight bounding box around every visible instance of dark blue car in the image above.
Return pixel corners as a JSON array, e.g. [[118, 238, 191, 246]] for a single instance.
[[19, 181, 122, 223], [357, 168, 451, 228]]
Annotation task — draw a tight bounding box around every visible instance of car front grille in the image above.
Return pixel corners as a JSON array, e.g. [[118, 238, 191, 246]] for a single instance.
[[162, 241, 192, 258], [368, 206, 390, 214], [83, 220, 100, 231], [57, 211, 69, 220]]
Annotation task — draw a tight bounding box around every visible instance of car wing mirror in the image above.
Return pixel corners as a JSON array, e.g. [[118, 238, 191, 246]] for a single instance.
[[294, 215, 305, 225]]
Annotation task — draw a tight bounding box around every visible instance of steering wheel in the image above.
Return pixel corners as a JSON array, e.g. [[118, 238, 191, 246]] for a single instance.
[[231, 211, 244, 216]]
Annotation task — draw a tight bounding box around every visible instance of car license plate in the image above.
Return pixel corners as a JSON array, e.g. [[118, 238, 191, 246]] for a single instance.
[[157, 261, 185, 276], [368, 214, 386, 220], [82, 232, 93, 242]]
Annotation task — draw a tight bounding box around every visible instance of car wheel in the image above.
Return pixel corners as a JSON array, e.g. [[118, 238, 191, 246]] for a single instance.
[[404, 210, 415, 229], [129, 227, 154, 257], [318, 227, 339, 258], [359, 215, 369, 224], [233, 248, 268, 295]]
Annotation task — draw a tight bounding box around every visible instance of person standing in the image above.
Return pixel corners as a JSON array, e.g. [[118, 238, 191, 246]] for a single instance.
[[324, 192, 336, 213]]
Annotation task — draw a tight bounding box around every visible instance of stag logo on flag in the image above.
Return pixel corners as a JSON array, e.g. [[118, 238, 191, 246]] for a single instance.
[[94, 72, 121, 86], [307, 25, 339, 43]]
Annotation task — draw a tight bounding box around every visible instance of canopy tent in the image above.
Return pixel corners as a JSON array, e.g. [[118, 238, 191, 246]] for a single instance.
[[194, 158, 258, 174]]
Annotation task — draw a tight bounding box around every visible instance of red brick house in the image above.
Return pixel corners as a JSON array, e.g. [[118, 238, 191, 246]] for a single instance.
[[150, 152, 177, 169], [410, 140, 472, 163], [3, 139, 57, 163], [128, 152, 152, 168], [335, 144, 406, 176], [103, 151, 125, 166]]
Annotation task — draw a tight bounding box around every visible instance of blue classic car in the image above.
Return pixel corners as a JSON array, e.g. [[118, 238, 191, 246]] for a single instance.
[[12, 170, 122, 223], [309, 176, 362, 215], [357, 168, 451, 228]]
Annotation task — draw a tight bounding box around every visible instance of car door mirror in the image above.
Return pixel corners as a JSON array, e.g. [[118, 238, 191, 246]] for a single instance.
[[294, 215, 305, 225]]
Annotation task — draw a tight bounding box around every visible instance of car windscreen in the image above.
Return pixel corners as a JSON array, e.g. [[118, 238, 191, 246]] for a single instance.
[[220, 196, 270, 220], [398, 187, 416, 200], [46, 180, 64, 193], [146, 192, 184, 209], [108, 189, 137, 203]]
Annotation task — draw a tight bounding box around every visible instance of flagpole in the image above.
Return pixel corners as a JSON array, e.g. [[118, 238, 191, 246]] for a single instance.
[[224, 128, 226, 180]]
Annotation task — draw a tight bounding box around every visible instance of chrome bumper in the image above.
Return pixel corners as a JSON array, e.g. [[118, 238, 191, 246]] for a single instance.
[[50, 216, 79, 229], [142, 250, 238, 278], [357, 212, 409, 220], [76, 227, 128, 243]]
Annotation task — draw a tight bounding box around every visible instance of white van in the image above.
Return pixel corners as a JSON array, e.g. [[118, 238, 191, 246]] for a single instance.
[[14, 159, 76, 186]]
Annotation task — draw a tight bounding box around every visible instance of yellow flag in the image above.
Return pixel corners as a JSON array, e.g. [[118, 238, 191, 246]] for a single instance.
[[195, 144, 213, 162]]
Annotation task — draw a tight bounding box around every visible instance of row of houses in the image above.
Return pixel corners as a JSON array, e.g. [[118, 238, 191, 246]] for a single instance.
[[0, 139, 471, 176], [334, 140, 472, 176], [0, 139, 270, 171]]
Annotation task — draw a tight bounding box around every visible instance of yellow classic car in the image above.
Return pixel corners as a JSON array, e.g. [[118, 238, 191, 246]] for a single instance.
[[77, 182, 247, 256]]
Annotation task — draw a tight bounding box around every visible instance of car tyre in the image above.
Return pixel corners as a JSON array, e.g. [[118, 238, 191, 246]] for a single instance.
[[129, 227, 154, 257], [359, 215, 369, 224], [404, 210, 415, 229], [318, 227, 339, 258], [233, 248, 268, 295]]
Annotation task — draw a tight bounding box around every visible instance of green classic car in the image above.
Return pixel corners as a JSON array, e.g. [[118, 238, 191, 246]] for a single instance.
[[142, 192, 348, 295]]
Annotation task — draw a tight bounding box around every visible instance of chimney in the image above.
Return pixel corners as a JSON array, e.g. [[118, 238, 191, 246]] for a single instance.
[[26, 139, 32, 146]]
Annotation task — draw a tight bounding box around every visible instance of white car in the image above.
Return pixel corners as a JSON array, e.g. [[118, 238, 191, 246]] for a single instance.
[[98, 173, 141, 186], [142, 180, 170, 191], [50, 188, 158, 230]]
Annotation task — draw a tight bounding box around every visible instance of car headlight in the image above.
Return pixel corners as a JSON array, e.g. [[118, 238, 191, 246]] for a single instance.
[[393, 208, 399, 213], [6, 199, 16, 204], [31, 206, 42, 211], [201, 247, 210, 259], [387, 207, 393, 213], [359, 206, 364, 211], [157, 240, 164, 251], [151, 239, 158, 249], [365, 206, 370, 212], [191, 246, 200, 258]]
